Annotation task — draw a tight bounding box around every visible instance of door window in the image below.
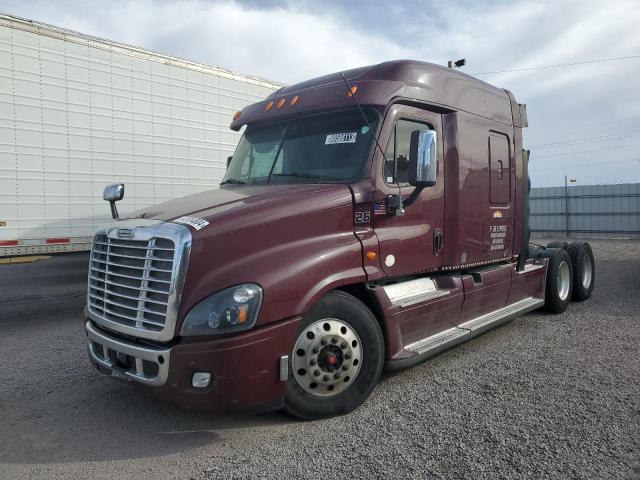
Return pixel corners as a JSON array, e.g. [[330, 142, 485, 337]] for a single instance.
[[384, 119, 432, 185]]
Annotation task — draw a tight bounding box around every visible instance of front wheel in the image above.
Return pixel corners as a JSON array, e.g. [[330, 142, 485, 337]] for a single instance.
[[284, 291, 384, 420]]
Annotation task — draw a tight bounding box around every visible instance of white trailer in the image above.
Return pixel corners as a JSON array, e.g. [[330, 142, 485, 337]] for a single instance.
[[0, 14, 281, 257]]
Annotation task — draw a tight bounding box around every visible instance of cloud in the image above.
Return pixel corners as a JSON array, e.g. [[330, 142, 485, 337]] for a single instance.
[[2, 0, 640, 186], [3, 0, 411, 83]]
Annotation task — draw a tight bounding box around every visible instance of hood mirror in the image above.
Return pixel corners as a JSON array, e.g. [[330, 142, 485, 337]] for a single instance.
[[103, 183, 124, 219]]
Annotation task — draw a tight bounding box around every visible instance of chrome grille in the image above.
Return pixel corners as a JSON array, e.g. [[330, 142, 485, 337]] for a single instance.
[[86, 220, 191, 341]]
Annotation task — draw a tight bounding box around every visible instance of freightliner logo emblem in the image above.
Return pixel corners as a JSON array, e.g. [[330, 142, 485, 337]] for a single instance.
[[116, 228, 134, 239]]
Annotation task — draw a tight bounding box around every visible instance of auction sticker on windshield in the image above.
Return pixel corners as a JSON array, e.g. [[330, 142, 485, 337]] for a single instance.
[[325, 132, 357, 145], [173, 216, 210, 231]]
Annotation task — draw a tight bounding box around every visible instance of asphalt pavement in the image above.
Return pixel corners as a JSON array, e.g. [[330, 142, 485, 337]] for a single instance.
[[0, 240, 638, 479]]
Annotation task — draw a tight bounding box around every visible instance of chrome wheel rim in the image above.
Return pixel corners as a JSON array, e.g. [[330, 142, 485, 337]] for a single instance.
[[581, 255, 593, 289], [292, 318, 363, 397], [557, 260, 571, 301]]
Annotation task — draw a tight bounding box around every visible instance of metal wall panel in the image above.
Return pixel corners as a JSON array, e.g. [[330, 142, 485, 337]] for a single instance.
[[0, 15, 281, 254], [530, 183, 640, 239]]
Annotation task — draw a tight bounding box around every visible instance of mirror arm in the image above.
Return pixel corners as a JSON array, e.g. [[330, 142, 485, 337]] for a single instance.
[[402, 185, 426, 209], [109, 201, 119, 220]]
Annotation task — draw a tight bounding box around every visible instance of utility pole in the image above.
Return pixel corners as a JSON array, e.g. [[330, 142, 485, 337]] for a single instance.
[[564, 175, 570, 238]]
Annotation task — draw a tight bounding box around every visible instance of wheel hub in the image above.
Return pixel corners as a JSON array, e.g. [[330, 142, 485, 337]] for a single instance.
[[317, 345, 343, 372], [291, 318, 363, 397]]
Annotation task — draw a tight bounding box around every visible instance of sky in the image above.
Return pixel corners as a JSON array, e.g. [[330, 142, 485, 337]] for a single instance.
[[2, 0, 640, 186]]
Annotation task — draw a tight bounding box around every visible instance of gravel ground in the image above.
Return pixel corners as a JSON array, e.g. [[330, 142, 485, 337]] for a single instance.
[[0, 239, 638, 479]]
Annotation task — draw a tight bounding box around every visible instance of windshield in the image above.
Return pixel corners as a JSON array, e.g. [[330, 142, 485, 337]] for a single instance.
[[223, 107, 380, 185]]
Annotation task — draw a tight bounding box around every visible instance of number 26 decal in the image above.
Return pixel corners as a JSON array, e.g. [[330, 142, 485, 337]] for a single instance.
[[354, 211, 371, 224]]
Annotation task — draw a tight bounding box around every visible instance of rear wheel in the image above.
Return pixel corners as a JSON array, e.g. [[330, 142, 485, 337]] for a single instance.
[[284, 291, 384, 420], [568, 242, 595, 301], [540, 248, 573, 314]]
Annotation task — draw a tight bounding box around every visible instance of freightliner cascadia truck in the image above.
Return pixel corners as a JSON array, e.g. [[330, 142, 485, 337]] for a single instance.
[[85, 60, 596, 419]]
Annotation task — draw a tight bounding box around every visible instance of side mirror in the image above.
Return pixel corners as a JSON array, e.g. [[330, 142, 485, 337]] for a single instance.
[[103, 183, 124, 219], [226, 156, 233, 169], [408, 130, 437, 187], [397, 130, 437, 211]]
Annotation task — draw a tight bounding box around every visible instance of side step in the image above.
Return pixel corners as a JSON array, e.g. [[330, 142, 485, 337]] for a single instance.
[[458, 296, 544, 336], [403, 326, 469, 358], [387, 296, 543, 370], [383, 278, 450, 308]]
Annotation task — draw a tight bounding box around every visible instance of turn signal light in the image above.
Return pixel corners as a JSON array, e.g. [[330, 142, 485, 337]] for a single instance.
[[265, 101, 274, 111], [290, 95, 299, 106], [347, 86, 358, 97], [277, 98, 286, 109], [366, 251, 377, 260], [233, 111, 241, 120], [237, 305, 248, 324]]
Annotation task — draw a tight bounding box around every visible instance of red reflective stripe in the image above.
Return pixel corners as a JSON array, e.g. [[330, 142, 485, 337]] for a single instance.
[[0, 240, 18, 246], [46, 238, 70, 244]]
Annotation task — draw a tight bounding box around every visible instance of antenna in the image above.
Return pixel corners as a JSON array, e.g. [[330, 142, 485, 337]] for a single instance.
[[339, 72, 404, 216]]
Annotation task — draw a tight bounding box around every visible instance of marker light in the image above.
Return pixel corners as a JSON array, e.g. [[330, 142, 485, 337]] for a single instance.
[[277, 98, 286, 109], [265, 101, 274, 111], [233, 110, 241, 120], [290, 95, 299, 106], [347, 86, 358, 97], [366, 251, 377, 260]]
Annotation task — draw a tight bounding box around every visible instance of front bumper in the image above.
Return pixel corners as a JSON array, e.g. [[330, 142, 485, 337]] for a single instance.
[[85, 316, 301, 410], [87, 321, 171, 386]]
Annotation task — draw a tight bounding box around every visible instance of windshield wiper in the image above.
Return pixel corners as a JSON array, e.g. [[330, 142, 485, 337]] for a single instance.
[[271, 172, 339, 183], [220, 178, 245, 185]]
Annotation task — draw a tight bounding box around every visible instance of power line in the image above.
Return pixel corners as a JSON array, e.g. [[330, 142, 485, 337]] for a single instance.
[[531, 158, 640, 172], [528, 131, 640, 149], [472, 54, 640, 75], [532, 143, 640, 159]]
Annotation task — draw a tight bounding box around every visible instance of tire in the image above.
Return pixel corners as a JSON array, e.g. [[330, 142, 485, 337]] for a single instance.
[[546, 241, 569, 250], [567, 242, 595, 301], [540, 248, 574, 314], [284, 291, 384, 420], [529, 244, 545, 259]]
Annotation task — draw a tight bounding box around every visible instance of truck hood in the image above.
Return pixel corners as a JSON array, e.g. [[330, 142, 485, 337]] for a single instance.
[[129, 184, 354, 239]]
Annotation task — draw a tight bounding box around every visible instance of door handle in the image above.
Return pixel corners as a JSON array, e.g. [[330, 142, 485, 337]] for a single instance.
[[433, 228, 443, 256]]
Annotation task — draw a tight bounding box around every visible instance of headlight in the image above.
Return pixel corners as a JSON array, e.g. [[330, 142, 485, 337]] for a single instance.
[[181, 283, 263, 336]]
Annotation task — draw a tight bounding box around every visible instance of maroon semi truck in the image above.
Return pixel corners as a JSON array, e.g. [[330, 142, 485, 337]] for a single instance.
[[85, 60, 595, 419]]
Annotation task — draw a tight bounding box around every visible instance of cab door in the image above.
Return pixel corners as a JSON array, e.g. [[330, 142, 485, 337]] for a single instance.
[[373, 105, 445, 276]]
